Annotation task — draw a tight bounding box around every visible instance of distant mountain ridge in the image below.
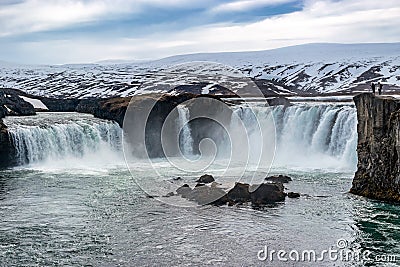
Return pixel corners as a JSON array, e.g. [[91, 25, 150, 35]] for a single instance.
[[0, 43, 399, 98]]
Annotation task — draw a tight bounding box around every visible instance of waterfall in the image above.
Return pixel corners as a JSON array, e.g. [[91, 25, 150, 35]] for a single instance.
[[4, 113, 122, 166], [3, 104, 358, 171], [270, 104, 357, 169], [177, 105, 194, 156], [229, 103, 358, 170], [173, 102, 357, 170]]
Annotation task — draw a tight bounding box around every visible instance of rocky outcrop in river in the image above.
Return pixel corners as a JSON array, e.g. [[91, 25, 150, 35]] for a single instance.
[[176, 178, 288, 206], [351, 93, 400, 202]]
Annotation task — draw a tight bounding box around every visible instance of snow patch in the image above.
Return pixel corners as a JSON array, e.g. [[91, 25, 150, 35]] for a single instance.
[[0, 43, 399, 98], [20, 96, 48, 110]]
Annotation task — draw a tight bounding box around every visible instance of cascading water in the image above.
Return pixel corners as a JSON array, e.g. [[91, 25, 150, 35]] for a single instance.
[[177, 105, 194, 156], [270, 104, 357, 170], [3, 112, 122, 167], [180, 103, 358, 171], [3, 104, 357, 171]]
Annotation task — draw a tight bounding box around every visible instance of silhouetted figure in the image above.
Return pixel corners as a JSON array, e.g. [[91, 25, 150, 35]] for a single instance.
[[378, 82, 383, 95], [371, 83, 376, 94]]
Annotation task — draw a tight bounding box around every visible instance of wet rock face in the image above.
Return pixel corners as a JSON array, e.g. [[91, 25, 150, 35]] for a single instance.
[[186, 185, 228, 206], [249, 183, 286, 205], [123, 93, 205, 158], [351, 93, 400, 202], [76, 97, 130, 127], [196, 174, 215, 184], [37, 96, 130, 127], [267, 97, 291, 107], [0, 107, 4, 119], [176, 184, 192, 198], [176, 179, 287, 206], [0, 120, 12, 168], [287, 192, 300, 198], [40, 98, 81, 112], [226, 182, 251, 203]]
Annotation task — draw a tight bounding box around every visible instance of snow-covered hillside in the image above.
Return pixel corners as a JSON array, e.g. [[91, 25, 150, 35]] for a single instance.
[[0, 43, 399, 98]]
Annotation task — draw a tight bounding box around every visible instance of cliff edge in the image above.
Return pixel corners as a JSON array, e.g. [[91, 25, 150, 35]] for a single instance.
[[351, 93, 400, 202]]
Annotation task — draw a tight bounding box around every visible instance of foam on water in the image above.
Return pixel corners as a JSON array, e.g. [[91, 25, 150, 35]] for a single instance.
[[3, 104, 357, 172], [4, 112, 123, 171], [222, 103, 357, 171]]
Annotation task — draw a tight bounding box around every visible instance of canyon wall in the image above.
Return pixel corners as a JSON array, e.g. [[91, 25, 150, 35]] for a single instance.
[[351, 93, 400, 202]]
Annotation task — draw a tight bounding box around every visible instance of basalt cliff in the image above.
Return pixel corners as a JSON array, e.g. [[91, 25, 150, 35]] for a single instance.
[[351, 93, 400, 202]]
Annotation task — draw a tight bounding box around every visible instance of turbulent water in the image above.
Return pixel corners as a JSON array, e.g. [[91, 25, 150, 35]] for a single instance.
[[181, 103, 358, 171], [177, 105, 194, 157], [271, 103, 357, 170], [4, 113, 122, 167], [0, 106, 399, 266]]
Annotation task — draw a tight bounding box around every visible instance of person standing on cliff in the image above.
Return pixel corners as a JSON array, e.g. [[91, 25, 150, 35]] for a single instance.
[[371, 82, 376, 94], [378, 82, 383, 95]]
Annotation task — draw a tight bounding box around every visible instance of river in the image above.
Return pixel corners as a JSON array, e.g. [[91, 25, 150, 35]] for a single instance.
[[0, 104, 399, 266]]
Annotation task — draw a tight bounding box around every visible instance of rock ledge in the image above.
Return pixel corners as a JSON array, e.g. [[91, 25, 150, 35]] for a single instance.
[[351, 93, 400, 202]]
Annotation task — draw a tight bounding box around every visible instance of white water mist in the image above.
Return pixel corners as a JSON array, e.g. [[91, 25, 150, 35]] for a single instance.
[[177, 105, 194, 157], [4, 113, 122, 167]]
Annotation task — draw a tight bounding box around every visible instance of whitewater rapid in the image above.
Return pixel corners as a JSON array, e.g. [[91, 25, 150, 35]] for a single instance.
[[3, 104, 357, 171], [4, 112, 122, 168], [177, 105, 194, 157], [271, 104, 357, 170], [178, 103, 358, 171]]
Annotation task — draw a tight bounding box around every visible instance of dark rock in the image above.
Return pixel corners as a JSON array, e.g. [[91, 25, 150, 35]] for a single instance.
[[173, 177, 182, 181], [0, 88, 38, 168], [0, 120, 13, 168], [0, 106, 4, 119], [175, 182, 228, 206], [40, 97, 81, 112], [172, 83, 238, 96], [76, 97, 130, 127], [176, 184, 192, 198], [165, 192, 175, 197], [267, 97, 291, 107], [287, 192, 300, 198], [195, 183, 205, 187], [196, 174, 215, 184], [38, 95, 130, 127], [0, 89, 36, 116], [351, 93, 400, 202], [185, 185, 228, 205], [176, 181, 287, 206], [226, 182, 251, 203], [184, 96, 233, 156], [265, 175, 292, 183], [253, 79, 280, 97], [249, 183, 286, 205], [123, 93, 208, 158]]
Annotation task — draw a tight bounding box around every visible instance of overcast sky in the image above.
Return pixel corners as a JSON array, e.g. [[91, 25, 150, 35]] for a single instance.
[[0, 0, 399, 64]]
